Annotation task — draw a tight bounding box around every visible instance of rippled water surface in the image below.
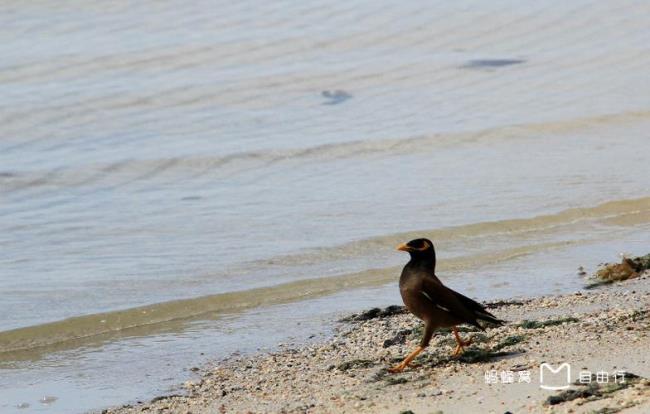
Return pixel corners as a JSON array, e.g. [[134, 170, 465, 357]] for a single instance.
[[1, 0, 649, 412]]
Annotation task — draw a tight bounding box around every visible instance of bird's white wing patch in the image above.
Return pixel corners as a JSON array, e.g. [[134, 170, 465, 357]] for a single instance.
[[420, 290, 451, 313]]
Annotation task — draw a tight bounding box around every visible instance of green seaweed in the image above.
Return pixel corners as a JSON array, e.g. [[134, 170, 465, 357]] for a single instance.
[[590, 408, 622, 414], [632, 253, 650, 271], [469, 333, 490, 343], [545, 372, 643, 406], [436, 326, 481, 334], [385, 376, 409, 385], [517, 317, 579, 329], [455, 348, 512, 363], [626, 309, 649, 322], [484, 299, 525, 308], [337, 359, 375, 371], [589, 402, 638, 414], [492, 334, 526, 351]]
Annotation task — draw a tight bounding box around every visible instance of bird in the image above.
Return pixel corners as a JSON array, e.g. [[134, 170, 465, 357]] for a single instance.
[[389, 238, 504, 373]]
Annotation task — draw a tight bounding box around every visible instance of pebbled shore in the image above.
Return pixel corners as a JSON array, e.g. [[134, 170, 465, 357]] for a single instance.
[[101, 272, 650, 414]]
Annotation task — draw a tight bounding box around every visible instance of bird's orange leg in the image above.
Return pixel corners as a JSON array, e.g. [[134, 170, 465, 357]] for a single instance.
[[388, 346, 424, 373], [451, 326, 472, 357]]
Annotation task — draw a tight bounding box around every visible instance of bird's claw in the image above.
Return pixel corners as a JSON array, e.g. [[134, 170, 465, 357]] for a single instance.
[[389, 359, 424, 373], [388, 362, 410, 373], [388, 365, 405, 373], [451, 346, 463, 358], [451, 340, 472, 358]]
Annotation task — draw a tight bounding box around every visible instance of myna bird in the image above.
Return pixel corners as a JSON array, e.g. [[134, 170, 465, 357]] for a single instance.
[[389, 238, 504, 373]]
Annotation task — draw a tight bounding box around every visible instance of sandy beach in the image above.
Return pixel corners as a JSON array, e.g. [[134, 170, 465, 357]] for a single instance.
[[4, 0, 650, 410], [100, 269, 650, 414]]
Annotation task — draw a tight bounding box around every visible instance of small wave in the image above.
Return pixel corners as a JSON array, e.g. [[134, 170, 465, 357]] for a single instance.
[[3, 109, 649, 194], [244, 196, 650, 268], [461, 58, 526, 69]]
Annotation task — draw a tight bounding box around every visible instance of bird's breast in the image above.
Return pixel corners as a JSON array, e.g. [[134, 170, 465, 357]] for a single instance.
[[399, 286, 429, 321]]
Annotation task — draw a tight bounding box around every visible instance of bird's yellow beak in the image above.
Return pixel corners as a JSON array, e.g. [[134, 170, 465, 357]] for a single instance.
[[396, 243, 410, 252]]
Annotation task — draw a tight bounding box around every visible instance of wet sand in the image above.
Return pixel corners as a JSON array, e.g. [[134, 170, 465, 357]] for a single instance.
[[101, 272, 650, 414]]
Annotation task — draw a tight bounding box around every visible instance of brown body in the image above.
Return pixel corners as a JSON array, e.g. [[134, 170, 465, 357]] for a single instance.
[[400, 264, 461, 347], [389, 238, 503, 373]]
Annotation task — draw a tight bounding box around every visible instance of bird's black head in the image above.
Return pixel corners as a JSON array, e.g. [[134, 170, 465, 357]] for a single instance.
[[396, 238, 436, 264]]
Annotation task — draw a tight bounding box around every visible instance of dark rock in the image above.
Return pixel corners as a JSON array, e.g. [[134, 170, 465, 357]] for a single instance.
[[385, 376, 409, 386], [150, 394, 182, 403], [366, 367, 390, 383], [337, 359, 375, 371], [340, 305, 407, 322], [383, 329, 412, 348], [585, 280, 615, 290]]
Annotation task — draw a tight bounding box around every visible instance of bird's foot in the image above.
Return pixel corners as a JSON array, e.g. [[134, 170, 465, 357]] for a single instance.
[[459, 337, 472, 347], [388, 361, 421, 373], [451, 338, 473, 358], [451, 344, 465, 358], [451, 326, 472, 358], [388, 346, 424, 373], [388, 362, 408, 373]]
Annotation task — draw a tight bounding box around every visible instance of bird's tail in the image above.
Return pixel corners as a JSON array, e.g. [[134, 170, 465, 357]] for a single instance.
[[474, 309, 505, 327], [451, 290, 506, 327]]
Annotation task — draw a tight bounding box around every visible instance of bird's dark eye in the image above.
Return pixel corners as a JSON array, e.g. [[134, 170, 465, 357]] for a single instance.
[[407, 239, 430, 251]]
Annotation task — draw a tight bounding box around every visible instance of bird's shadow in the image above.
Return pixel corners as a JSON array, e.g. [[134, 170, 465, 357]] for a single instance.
[[390, 333, 527, 368]]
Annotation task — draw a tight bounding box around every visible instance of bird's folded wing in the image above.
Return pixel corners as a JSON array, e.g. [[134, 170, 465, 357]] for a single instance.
[[420, 276, 482, 327], [450, 289, 502, 323]]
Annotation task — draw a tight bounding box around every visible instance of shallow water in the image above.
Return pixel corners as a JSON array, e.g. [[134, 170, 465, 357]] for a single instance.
[[1, 0, 650, 412]]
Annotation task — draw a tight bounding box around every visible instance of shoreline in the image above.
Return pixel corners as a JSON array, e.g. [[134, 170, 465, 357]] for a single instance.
[[101, 273, 650, 414]]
